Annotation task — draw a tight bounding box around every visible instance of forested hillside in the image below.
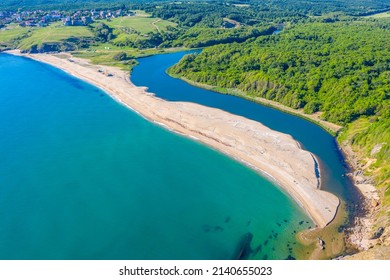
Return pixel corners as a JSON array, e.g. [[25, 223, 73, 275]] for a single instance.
[[2, 0, 390, 14], [147, 0, 390, 25], [170, 21, 390, 124], [170, 19, 390, 226]]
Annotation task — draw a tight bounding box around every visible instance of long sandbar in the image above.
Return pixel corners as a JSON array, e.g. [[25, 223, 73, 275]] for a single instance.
[[7, 50, 339, 228]]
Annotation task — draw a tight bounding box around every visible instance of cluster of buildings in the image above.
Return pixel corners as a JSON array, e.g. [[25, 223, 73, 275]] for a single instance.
[[0, 8, 136, 28], [61, 9, 135, 26], [62, 15, 93, 27], [0, 10, 61, 28]]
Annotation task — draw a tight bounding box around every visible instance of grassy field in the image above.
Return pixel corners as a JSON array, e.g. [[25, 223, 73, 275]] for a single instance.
[[71, 50, 137, 68], [0, 24, 30, 45], [1, 10, 176, 52], [365, 11, 390, 18], [1, 22, 93, 51], [132, 10, 150, 17], [102, 15, 176, 34], [153, 19, 178, 31], [1, 11, 179, 68], [100, 14, 177, 47], [72, 47, 186, 70], [18, 22, 93, 50]]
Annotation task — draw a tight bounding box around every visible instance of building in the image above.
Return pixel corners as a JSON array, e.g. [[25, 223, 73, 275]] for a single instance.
[[62, 17, 72, 26], [82, 16, 93, 25], [37, 20, 47, 27], [71, 19, 84, 26], [25, 21, 35, 27]]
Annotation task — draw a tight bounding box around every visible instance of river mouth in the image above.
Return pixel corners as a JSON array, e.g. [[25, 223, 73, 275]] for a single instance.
[[131, 50, 363, 258], [0, 53, 315, 260]]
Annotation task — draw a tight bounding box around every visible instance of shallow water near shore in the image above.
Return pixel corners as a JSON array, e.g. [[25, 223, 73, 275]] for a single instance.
[[0, 54, 312, 259]]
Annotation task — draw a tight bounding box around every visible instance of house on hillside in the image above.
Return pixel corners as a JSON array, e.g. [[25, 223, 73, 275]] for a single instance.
[[37, 20, 47, 27], [62, 17, 71, 26], [25, 21, 35, 27], [71, 19, 84, 26], [82, 16, 93, 25]]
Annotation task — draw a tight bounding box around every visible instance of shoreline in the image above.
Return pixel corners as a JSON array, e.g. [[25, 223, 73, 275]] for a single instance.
[[4, 50, 340, 228], [168, 73, 342, 136], [338, 143, 384, 253]]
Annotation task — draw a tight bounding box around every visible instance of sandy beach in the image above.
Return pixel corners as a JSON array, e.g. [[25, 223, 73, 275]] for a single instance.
[[6, 50, 339, 228], [177, 76, 342, 135]]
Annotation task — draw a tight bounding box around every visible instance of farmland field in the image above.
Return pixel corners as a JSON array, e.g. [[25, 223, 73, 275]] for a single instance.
[[0, 24, 30, 44], [18, 22, 93, 50]]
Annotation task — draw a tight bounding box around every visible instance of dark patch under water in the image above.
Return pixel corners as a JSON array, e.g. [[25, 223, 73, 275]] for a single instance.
[[233, 233, 254, 260]]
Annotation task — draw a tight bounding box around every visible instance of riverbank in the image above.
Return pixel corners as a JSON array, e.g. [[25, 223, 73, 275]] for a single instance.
[[168, 74, 342, 136], [339, 142, 390, 258], [5, 50, 340, 229]]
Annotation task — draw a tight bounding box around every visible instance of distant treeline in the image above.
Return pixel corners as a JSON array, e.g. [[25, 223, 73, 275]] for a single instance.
[[170, 26, 276, 48], [145, 1, 390, 27], [2, 1, 390, 17]]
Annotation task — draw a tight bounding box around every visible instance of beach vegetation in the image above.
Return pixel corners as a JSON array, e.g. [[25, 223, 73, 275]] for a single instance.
[[101, 14, 176, 34], [0, 24, 30, 50], [16, 22, 93, 52], [112, 51, 127, 61]]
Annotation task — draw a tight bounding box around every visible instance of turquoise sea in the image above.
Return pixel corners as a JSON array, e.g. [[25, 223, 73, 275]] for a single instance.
[[0, 54, 312, 260]]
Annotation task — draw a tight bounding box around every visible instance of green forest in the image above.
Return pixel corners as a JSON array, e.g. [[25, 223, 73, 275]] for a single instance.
[[170, 21, 390, 124]]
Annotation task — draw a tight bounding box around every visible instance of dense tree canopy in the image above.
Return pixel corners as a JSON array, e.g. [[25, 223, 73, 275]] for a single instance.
[[170, 21, 390, 125], [2, 1, 390, 16], [145, 0, 390, 26]]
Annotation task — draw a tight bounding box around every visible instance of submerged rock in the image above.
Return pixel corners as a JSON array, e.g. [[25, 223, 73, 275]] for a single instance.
[[285, 254, 296, 260], [232, 232, 254, 260]]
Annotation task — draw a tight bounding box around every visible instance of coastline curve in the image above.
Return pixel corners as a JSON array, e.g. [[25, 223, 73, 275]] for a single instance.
[[5, 50, 340, 228]]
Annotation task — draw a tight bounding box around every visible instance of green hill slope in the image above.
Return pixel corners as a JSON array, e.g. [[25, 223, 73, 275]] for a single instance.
[[169, 19, 390, 252]]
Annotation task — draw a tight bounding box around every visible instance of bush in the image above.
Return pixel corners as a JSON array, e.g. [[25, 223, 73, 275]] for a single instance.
[[113, 52, 127, 61]]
